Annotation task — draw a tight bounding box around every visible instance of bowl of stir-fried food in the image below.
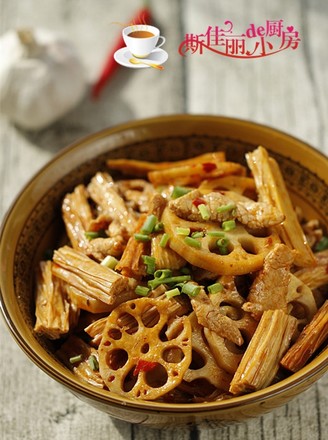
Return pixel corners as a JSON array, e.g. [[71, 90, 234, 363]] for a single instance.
[[1, 114, 328, 427]]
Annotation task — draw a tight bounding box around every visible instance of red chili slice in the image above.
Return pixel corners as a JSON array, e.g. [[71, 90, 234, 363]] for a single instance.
[[133, 359, 157, 376], [202, 162, 217, 172], [192, 197, 206, 207]]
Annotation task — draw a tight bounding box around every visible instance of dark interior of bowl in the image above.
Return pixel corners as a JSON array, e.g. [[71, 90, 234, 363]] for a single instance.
[[13, 132, 328, 360]]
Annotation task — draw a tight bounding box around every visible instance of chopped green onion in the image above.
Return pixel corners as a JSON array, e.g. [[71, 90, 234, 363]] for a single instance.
[[154, 269, 173, 279], [141, 214, 158, 235], [142, 255, 156, 275], [218, 246, 229, 255], [181, 282, 201, 297], [69, 354, 83, 364], [207, 230, 225, 237], [314, 236, 328, 252], [216, 237, 229, 254], [134, 233, 151, 242], [184, 236, 201, 249], [208, 282, 224, 294], [88, 355, 99, 371], [222, 220, 236, 231], [171, 186, 191, 199], [191, 231, 204, 238], [165, 288, 181, 299], [135, 285, 150, 296], [217, 238, 229, 248], [154, 222, 164, 232], [216, 203, 236, 213], [176, 227, 191, 236], [198, 204, 210, 220], [159, 233, 170, 248], [100, 255, 119, 269], [85, 231, 102, 240], [148, 275, 191, 290]]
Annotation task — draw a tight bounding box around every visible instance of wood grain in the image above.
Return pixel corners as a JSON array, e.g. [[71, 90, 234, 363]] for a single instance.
[[0, 0, 327, 439]]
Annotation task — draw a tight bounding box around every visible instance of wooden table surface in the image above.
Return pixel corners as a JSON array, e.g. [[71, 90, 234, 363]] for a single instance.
[[1, 1, 328, 439]]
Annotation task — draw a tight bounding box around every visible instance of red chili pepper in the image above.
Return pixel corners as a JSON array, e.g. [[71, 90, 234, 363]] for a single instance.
[[192, 197, 206, 207], [133, 359, 157, 376], [91, 5, 152, 99], [202, 162, 217, 173]]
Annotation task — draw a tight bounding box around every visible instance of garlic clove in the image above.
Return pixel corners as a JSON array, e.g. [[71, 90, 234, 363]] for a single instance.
[[0, 28, 87, 130]]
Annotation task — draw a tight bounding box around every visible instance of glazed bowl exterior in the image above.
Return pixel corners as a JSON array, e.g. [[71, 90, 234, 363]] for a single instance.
[[1, 115, 328, 427]]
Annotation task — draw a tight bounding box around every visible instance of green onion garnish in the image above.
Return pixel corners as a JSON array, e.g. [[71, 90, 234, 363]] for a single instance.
[[159, 233, 170, 248], [100, 255, 119, 269], [85, 231, 101, 240], [216, 203, 236, 213], [216, 237, 230, 254], [134, 233, 151, 242], [171, 186, 191, 199], [165, 288, 181, 299], [222, 220, 236, 231], [184, 236, 201, 249], [191, 231, 204, 238], [154, 222, 164, 232], [207, 230, 225, 237], [217, 238, 229, 248], [182, 282, 201, 297], [217, 245, 229, 255], [314, 236, 328, 252], [142, 255, 156, 275], [69, 354, 83, 364], [141, 214, 158, 235], [198, 204, 210, 220], [154, 269, 173, 279], [148, 275, 191, 290], [176, 227, 191, 236], [88, 355, 99, 371], [208, 282, 224, 294], [135, 285, 150, 296]]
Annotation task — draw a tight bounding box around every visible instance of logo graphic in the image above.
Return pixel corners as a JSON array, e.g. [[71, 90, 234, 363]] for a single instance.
[[179, 20, 300, 58], [115, 24, 168, 70]]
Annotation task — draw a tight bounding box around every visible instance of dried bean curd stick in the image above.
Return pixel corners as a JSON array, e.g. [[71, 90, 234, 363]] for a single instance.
[[148, 161, 245, 186], [107, 152, 226, 176], [198, 175, 256, 196], [52, 246, 136, 305], [280, 300, 328, 373], [34, 261, 79, 339], [229, 309, 297, 395], [246, 146, 315, 267], [294, 250, 328, 290], [67, 285, 113, 314], [115, 213, 148, 278]]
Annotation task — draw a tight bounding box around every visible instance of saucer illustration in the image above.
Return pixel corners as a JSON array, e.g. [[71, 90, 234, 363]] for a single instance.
[[114, 47, 168, 69]]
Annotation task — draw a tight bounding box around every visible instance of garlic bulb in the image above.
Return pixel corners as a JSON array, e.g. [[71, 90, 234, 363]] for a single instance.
[[0, 28, 87, 130]]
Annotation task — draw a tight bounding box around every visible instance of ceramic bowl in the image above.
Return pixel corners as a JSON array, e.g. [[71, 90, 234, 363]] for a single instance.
[[1, 115, 328, 428]]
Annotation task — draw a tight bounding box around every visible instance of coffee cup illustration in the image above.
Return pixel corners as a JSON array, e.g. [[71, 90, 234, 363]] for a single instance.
[[122, 24, 166, 59]]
